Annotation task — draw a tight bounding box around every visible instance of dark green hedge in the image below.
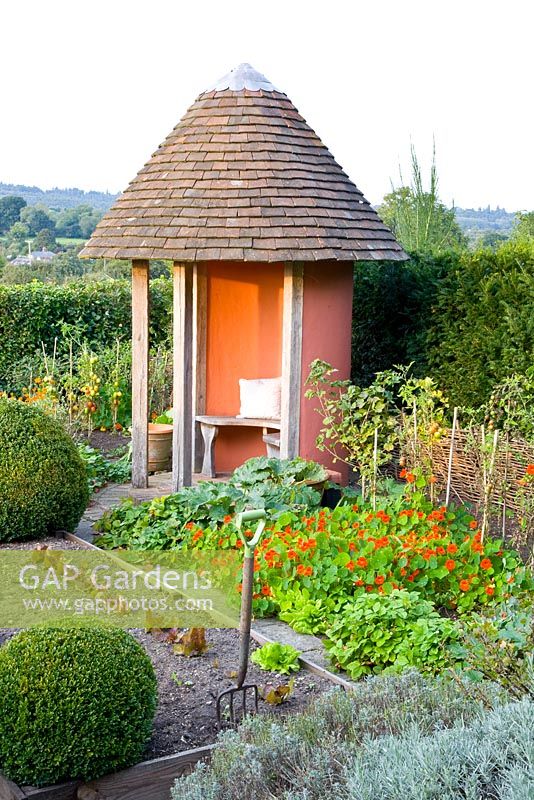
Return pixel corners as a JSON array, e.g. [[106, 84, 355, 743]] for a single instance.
[[352, 242, 534, 408], [0, 277, 172, 392], [0, 627, 157, 786]]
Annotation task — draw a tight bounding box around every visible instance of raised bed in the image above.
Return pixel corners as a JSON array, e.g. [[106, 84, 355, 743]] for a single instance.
[[0, 745, 213, 800], [1, 534, 347, 800]]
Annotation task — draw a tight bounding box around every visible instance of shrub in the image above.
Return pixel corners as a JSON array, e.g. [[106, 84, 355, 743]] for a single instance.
[[172, 672, 519, 800], [0, 277, 172, 392], [427, 241, 534, 408], [325, 590, 459, 678], [0, 627, 157, 786], [0, 398, 89, 541], [352, 242, 534, 409]]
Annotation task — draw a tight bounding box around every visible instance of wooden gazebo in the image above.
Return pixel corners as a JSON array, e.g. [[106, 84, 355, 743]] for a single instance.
[[81, 64, 406, 490]]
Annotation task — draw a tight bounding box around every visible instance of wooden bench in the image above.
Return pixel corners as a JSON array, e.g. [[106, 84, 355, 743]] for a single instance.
[[195, 415, 281, 477]]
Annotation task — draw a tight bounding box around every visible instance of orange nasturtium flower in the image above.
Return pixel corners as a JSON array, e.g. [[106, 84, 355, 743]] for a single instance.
[[459, 579, 470, 592], [527, 464, 534, 476], [485, 586, 495, 596], [356, 557, 368, 568], [445, 559, 456, 571], [375, 575, 385, 586], [480, 558, 492, 570]]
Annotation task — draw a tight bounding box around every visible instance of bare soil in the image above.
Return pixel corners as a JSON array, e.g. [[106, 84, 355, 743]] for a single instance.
[[134, 628, 332, 758], [75, 429, 130, 455]]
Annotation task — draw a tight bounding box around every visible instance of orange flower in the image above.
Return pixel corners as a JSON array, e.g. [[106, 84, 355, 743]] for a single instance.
[[354, 578, 364, 586], [287, 549, 297, 560], [429, 475, 437, 484], [399, 468, 407, 478], [346, 561, 355, 571], [356, 557, 368, 568], [480, 558, 492, 570], [223, 515, 232, 524], [485, 585, 495, 596], [296, 564, 306, 576], [459, 579, 470, 592], [305, 566, 313, 577], [469, 520, 478, 530], [447, 543, 458, 555], [527, 464, 534, 476], [261, 585, 272, 596], [405, 472, 415, 483], [375, 575, 385, 586], [445, 559, 456, 571], [192, 530, 203, 542]]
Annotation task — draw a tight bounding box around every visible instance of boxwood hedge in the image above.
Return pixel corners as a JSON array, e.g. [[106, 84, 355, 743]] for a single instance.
[[0, 627, 157, 787], [0, 398, 89, 541]]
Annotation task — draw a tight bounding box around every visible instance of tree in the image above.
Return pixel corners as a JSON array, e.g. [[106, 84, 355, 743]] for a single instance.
[[378, 145, 467, 255], [6, 221, 30, 256], [20, 204, 56, 236], [55, 205, 102, 239], [479, 231, 509, 249], [512, 211, 534, 242], [0, 196, 26, 234], [34, 228, 56, 250]]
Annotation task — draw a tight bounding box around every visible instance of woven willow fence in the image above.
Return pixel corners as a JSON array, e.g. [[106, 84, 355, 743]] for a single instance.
[[420, 427, 534, 514]]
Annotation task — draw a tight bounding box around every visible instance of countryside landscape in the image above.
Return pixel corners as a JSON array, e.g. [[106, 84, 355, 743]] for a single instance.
[[0, 2, 532, 799]]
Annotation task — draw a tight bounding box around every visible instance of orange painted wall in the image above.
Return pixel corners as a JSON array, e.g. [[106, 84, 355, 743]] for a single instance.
[[205, 262, 284, 472], [299, 262, 354, 483]]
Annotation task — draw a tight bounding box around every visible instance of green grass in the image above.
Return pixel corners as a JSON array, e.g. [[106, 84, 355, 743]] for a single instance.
[[56, 237, 87, 247]]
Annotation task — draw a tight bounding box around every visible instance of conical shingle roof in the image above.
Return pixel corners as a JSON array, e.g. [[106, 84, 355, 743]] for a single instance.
[[81, 64, 406, 262]]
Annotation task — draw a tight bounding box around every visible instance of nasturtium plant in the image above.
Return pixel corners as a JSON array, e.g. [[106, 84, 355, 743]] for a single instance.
[[250, 642, 301, 675], [324, 590, 459, 678]]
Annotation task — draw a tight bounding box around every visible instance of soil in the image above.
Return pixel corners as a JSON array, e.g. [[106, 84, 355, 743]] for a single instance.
[[0, 535, 88, 551], [134, 628, 332, 758], [75, 429, 131, 455]]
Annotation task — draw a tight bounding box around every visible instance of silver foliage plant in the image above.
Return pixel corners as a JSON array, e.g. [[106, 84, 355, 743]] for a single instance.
[[171, 669, 533, 800]]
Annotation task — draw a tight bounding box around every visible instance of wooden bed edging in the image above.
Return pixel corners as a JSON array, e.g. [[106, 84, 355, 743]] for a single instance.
[[0, 744, 214, 800]]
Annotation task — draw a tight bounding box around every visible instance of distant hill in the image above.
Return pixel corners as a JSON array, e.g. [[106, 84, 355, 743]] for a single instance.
[[454, 206, 517, 240], [0, 182, 118, 211]]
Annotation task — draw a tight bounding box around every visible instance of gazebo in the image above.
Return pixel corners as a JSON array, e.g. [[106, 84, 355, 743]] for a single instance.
[[81, 63, 406, 490]]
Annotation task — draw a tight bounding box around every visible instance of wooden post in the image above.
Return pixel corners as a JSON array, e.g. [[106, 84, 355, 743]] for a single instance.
[[192, 264, 207, 474], [172, 262, 194, 490], [131, 260, 150, 488], [280, 263, 304, 459]]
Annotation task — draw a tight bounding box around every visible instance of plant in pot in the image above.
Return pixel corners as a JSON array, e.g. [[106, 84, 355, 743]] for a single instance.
[[149, 408, 173, 471]]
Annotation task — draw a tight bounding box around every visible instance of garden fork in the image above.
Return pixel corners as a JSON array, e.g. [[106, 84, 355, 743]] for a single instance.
[[216, 509, 266, 726]]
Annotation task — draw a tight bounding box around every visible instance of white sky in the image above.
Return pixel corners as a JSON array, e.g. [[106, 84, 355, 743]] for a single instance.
[[1, 0, 532, 210]]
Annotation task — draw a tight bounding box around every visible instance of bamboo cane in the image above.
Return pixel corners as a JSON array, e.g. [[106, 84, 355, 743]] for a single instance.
[[445, 407, 458, 507]]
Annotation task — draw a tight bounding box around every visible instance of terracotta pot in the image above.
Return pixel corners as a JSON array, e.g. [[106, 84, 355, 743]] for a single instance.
[[148, 423, 173, 472]]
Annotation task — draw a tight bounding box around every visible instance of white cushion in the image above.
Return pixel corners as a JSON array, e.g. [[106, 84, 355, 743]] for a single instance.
[[238, 377, 281, 419]]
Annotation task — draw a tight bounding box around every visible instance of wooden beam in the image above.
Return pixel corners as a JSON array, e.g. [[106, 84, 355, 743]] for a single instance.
[[131, 260, 149, 488], [280, 263, 304, 459], [172, 262, 194, 490], [192, 264, 207, 474]]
